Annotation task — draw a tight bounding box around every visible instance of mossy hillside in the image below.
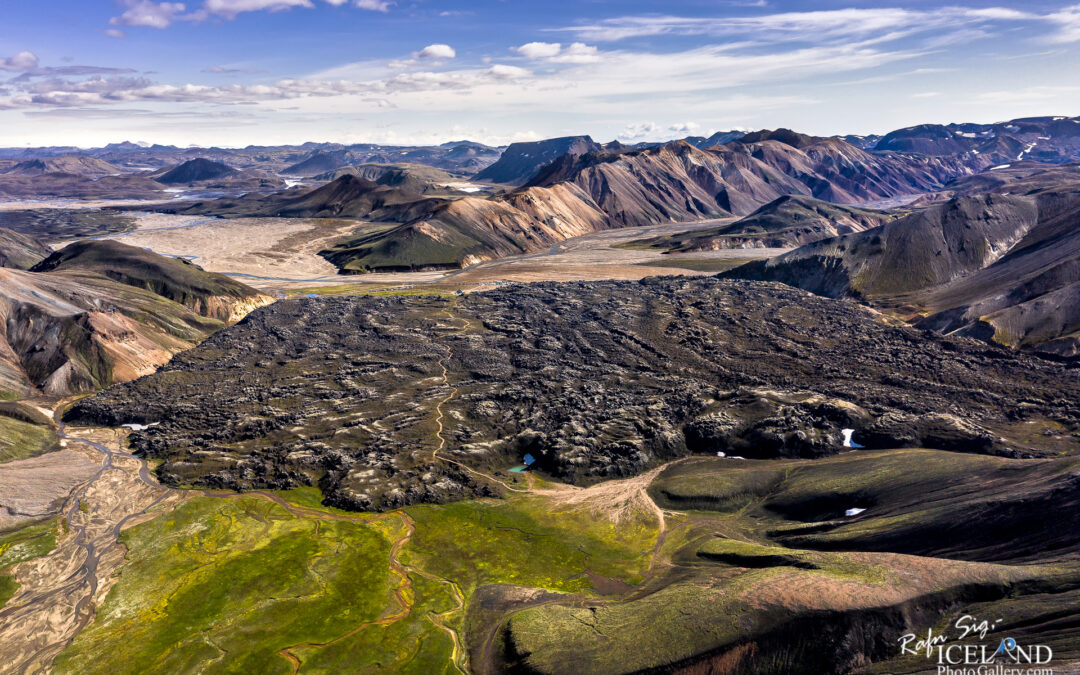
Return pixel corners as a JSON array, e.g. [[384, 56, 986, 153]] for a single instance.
[[53, 496, 397, 675], [0, 517, 60, 608], [32, 239, 264, 310], [650, 450, 1080, 561], [320, 221, 476, 273], [402, 494, 658, 596], [0, 414, 58, 463], [292, 572, 460, 674]]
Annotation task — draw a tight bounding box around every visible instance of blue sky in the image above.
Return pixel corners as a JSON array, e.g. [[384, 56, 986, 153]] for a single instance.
[[1, 1, 1079, 147]]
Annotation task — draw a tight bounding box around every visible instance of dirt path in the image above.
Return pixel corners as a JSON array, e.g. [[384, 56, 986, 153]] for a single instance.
[[429, 307, 532, 496]]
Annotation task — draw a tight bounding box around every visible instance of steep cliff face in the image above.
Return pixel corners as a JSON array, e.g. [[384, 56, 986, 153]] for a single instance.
[[473, 136, 603, 185], [1, 242, 272, 398]]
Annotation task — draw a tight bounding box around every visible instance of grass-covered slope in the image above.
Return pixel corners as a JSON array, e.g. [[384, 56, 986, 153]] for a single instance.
[[496, 450, 1080, 673], [0, 228, 52, 270], [32, 239, 272, 322], [0, 403, 58, 463], [54, 485, 658, 674]]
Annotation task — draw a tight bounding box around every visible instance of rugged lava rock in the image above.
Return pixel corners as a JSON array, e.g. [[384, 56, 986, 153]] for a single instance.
[[66, 277, 1080, 510]]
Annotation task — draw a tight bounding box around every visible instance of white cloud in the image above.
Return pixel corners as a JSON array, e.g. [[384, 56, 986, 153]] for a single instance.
[[515, 42, 563, 59], [550, 42, 600, 64], [105, 29, 128, 39], [418, 44, 456, 60], [486, 64, 530, 79], [620, 121, 660, 140], [354, 0, 391, 11], [201, 0, 313, 18], [109, 0, 389, 28], [0, 51, 39, 72], [514, 41, 600, 63], [110, 1, 187, 29]]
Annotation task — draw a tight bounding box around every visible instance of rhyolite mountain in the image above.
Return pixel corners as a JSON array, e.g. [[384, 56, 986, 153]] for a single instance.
[[315, 138, 981, 273], [0, 240, 271, 398], [312, 163, 468, 195], [1, 155, 120, 178], [165, 173, 429, 220], [875, 115, 1080, 163], [282, 149, 355, 176], [724, 167, 1080, 355], [154, 158, 237, 184]]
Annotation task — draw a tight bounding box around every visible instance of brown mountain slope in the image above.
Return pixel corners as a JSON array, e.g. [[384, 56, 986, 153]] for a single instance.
[[320, 182, 608, 272], [321, 138, 984, 272], [0, 241, 272, 398]]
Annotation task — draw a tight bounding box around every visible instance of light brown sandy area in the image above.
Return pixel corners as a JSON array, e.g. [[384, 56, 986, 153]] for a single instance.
[[0, 449, 98, 530], [0, 198, 174, 212], [443, 219, 789, 286], [77, 213, 378, 288]]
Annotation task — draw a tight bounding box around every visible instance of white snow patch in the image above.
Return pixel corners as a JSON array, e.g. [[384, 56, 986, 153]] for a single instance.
[[990, 164, 1011, 170], [841, 429, 863, 448], [122, 422, 160, 431], [845, 508, 867, 517]]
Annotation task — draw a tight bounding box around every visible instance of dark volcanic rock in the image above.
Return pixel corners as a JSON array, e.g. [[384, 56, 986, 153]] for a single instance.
[[67, 277, 1080, 510]]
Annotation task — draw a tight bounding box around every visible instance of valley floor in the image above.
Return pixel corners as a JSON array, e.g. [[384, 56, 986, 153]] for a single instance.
[[78, 210, 785, 292]]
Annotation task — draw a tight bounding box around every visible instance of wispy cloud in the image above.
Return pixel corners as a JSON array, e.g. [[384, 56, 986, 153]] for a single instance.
[[108, 0, 391, 29], [551, 7, 1043, 43]]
